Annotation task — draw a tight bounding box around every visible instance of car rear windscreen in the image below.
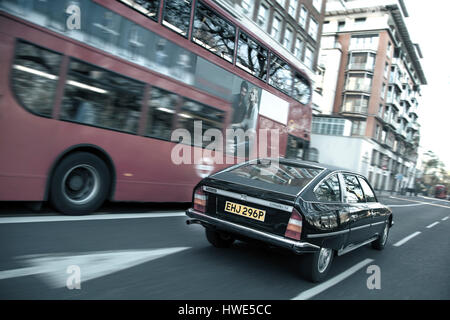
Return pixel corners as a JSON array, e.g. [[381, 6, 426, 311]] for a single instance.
[[229, 161, 323, 189]]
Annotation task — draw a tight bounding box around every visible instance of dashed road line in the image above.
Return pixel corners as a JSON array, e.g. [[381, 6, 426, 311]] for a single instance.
[[291, 259, 374, 300], [442, 216, 449, 221], [393, 231, 421, 247], [426, 222, 440, 229]]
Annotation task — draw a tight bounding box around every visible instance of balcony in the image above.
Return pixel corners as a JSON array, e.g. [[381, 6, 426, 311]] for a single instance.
[[344, 83, 372, 93], [341, 105, 368, 117], [389, 75, 403, 91], [347, 63, 375, 72], [386, 96, 401, 111]]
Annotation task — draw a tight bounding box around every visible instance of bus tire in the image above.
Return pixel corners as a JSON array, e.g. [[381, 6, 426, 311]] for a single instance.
[[50, 152, 110, 215]]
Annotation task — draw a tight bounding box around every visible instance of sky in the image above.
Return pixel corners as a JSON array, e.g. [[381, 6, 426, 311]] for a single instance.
[[403, 0, 450, 170]]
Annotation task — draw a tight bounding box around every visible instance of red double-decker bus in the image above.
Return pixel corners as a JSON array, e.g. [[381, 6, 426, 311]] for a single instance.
[[0, 0, 313, 214]]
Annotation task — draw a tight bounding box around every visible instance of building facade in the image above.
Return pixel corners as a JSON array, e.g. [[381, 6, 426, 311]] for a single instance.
[[311, 0, 426, 193]]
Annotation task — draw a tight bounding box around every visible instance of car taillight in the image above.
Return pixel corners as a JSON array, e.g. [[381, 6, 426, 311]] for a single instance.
[[285, 208, 302, 241], [193, 187, 207, 213]]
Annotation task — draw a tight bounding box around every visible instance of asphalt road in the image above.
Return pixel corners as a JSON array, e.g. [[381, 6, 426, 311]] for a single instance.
[[0, 195, 449, 300]]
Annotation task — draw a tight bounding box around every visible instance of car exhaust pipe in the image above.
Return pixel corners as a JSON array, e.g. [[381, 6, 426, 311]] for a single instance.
[[186, 219, 202, 225]]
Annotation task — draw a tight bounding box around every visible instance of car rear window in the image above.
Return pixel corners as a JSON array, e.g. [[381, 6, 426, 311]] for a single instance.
[[229, 160, 323, 189]]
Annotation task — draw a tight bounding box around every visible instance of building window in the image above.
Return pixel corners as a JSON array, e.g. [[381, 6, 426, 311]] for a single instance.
[[271, 15, 282, 40], [12, 41, 62, 117], [257, 3, 269, 29], [345, 73, 373, 92], [299, 5, 308, 29], [349, 34, 379, 50], [288, 0, 298, 17], [354, 17, 366, 25], [284, 26, 293, 50], [162, 0, 192, 37], [312, 117, 347, 136], [294, 37, 304, 59], [275, 0, 286, 9], [312, 0, 323, 13], [374, 124, 380, 141], [384, 62, 389, 78], [381, 83, 386, 99], [236, 31, 268, 80], [308, 17, 318, 40], [351, 120, 366, 136], [348, 52, 376, 71], [304, 47, 314, 69], [342, 95, 369, 114], [337, 21, 345, 31], [387, 41, 392, 59], [241, 0, 255, 15], [193, 1, 236, 63]]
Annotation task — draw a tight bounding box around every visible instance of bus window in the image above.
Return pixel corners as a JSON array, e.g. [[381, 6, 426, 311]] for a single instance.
[[293, 72, 311, 105], [117, 0, 161, 22], [11, 41, 62, 117], [146, 87, 179, 141], [176, 99, 226, 148], [193, 1, 236, 63], [236, 31, 268, 80], [162, 0, 192, 37], [60, 59, 145, 134], [267, 54, 293, 95]]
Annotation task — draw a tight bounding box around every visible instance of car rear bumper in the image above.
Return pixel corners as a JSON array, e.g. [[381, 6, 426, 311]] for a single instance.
[[186, 208, 320, 254]]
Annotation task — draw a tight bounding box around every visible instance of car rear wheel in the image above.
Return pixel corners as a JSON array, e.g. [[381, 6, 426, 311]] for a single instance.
[[205, 228, 235, 248], [300, 247, 334, 283], [372, 222, 390, 250]]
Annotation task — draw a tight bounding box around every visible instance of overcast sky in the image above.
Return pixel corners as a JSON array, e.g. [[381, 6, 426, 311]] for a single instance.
[[403, 0, 450, 169]]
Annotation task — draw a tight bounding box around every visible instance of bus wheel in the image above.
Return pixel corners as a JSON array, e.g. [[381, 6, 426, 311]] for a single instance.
[[50, 152, 110, 215]]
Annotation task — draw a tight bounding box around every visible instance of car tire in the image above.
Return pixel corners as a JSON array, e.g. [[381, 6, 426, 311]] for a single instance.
[[300, 247, 334, 283], [205, 228, 235, 248], [372, 222, 390, 250], [50, 152, 110, 215]]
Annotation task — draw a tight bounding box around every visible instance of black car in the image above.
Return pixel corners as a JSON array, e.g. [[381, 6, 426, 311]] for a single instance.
[[186, 158, 393, 282]]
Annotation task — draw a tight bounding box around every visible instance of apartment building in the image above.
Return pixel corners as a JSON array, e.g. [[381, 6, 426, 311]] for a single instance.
[[311, 0, 426, 192], [213, 0, 327, 81]]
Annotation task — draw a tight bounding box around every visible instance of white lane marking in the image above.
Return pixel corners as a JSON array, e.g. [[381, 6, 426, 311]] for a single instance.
[[291, 258, 374, 300], [0, 247, 190, 287], [386, 203, 429, 208], [0, 212, 186, 224], [393, 231, 421, 247], [419, 195, 450, 203], [442, 216, 449, 221], [389, 196, 450, 209], [426, 222, 440, 229]]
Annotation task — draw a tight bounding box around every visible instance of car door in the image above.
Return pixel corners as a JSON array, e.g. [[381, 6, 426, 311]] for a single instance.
[[357, 176, 386, 236], [342, 173, 371, 245]]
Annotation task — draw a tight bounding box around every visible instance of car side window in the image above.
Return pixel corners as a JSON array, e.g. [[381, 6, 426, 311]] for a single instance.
[[343, 174, 365, 203], [314, 174, 341, 202], [358, 177, 377, 202]]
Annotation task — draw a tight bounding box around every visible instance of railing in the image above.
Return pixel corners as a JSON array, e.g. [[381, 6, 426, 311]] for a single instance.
[[347, 63, 375, 72]]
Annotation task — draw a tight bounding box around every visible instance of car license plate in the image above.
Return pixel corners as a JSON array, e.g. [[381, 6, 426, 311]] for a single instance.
[[224, 201, 266, 222]]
